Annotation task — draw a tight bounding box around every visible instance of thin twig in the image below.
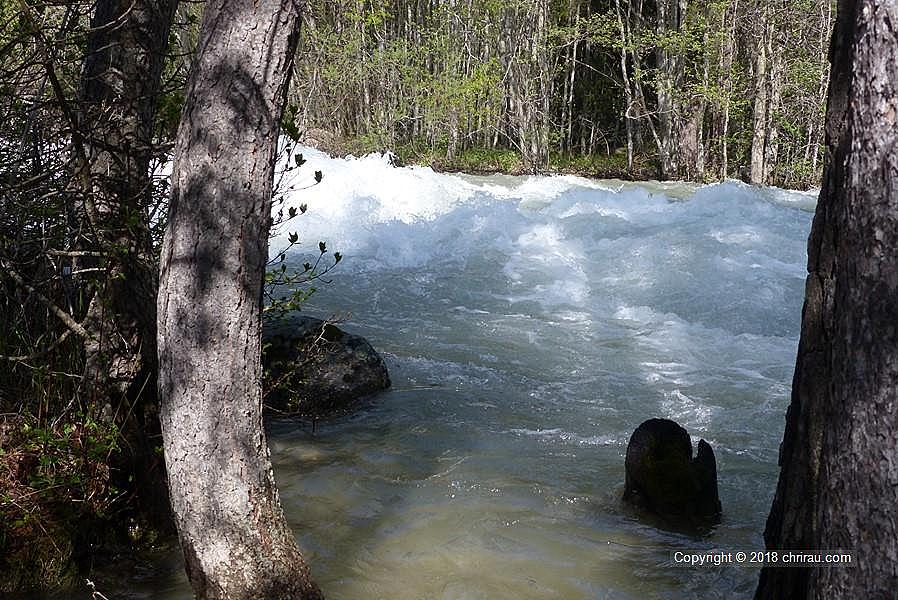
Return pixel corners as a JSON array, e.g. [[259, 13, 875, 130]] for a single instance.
[[1, 260, 92, 340], [47, 250, 106, 258], [0, 329, 73, 362]]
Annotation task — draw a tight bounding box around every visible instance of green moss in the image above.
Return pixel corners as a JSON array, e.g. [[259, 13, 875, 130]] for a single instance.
[[549, 149, 631, 178]]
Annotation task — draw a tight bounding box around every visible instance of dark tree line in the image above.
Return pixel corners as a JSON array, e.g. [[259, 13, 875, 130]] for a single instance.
[[1, 0, 180, 563]]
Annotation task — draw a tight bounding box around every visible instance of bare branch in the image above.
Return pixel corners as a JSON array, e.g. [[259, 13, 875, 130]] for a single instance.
[[1, 259, 92, 340], [47, 250, 106, 258], [0, 330, 73, 362]]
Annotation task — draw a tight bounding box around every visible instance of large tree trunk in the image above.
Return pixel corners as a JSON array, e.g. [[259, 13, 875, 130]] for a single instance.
[[156, 0, 323, 597], [75, 0, 178, 522], [756, 1, 898, 598]]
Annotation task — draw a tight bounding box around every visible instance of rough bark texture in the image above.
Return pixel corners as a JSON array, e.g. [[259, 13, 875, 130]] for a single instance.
[[75, 0, 178, 522], [757, 1, 898, 597], [156, 0, 323, 597]]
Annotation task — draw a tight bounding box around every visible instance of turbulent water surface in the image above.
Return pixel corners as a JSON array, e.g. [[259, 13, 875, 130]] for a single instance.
[[94, 148, 816, 599]]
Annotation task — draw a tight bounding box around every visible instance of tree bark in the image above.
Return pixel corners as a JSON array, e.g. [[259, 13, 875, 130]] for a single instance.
[[655, 0, 681, 179], [757, 0, 898, 597], [156, 0, 323, 596], [75, 0, 178, 523], [749, 7, 770, 184]]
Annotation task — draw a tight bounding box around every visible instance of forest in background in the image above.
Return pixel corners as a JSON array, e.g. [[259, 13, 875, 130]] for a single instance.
[[293, 0, 834, 188]]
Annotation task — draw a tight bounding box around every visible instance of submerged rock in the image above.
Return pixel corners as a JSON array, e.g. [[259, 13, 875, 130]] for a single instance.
[[623, 418, 721, 520], [262, 316, 391, 418]]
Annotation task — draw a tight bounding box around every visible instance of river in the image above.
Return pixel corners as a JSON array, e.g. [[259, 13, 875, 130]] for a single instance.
[[84, 147, 816, 599]]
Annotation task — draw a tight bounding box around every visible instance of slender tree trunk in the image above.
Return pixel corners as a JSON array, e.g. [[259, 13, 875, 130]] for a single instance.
[[762, 16, 783, 184], [719, 0, 739, 179], [156, 0, 322, 596], [811, 0, 834, 176], [749, 9, 770, 184], [615, 0, 635, 171], [75, 0, 178, 522], [757, 0, 898, 597], [655, 0, 676, 178], [694, 31, 709, 180], [563, 0, 580, 155]]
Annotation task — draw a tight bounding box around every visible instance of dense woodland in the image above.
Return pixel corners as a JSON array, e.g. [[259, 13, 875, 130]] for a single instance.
[[1, 0, 896, 597], [293, 0, 834, 187]]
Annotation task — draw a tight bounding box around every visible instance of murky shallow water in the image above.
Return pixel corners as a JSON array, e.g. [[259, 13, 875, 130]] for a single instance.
[[71, 149, 815, 599]]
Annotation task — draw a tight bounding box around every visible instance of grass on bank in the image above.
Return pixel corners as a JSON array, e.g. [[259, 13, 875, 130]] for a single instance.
[[308, 132, 821, 189], [332, 134, 658, 180]]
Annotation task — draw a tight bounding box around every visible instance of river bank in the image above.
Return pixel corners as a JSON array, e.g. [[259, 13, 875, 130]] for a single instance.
[[303, 129, 656, 181], [298, 130, 821, 191]]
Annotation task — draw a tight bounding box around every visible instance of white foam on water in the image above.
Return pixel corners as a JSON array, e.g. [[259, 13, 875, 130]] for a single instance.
[[261, 146, 816, 599], [87, 144, 818, 599], [508, 428, 623, 447]]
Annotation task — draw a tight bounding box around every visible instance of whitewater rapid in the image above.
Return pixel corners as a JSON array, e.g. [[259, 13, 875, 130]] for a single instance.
[[266, 146, 816, 598], [91, 147, 817, 599]]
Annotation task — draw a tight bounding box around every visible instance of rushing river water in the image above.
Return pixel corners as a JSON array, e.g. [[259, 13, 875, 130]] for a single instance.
[[82, 148, 816, 599]]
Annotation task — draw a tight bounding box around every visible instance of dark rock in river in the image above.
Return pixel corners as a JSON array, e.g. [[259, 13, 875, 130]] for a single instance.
[[623, 418, 721, 520], [262, 316, 391, 418]]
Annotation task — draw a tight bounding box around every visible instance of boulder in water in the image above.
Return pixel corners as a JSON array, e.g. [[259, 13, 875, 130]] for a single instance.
[[263, 316, 391, 418], [623, 418, 721, 519]]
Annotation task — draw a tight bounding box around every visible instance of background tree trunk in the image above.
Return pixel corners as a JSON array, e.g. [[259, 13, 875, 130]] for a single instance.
[[156, 0, 323, 596], [757, 0, 898, 597], [655, 0, 686, 179], [748, 6, 770, 184], [76, 0, 178, 523]]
